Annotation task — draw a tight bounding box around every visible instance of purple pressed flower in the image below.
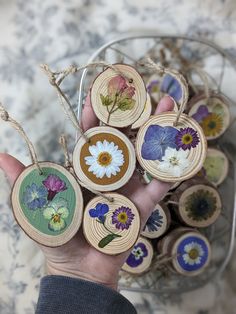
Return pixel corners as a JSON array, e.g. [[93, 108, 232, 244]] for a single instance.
[[147, 80, 160, 94], [126, 242, 148, 268], [161, 74, 182, 101], [175, 127, 200, 150], [141, 125, 178, 160], [43, 175, 67, 201], [89, 203, 109, 223], [111, 206, 134, 230], [191, 105, 209, 123]]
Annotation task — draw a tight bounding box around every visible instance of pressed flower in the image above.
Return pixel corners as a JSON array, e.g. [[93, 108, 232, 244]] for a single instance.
[[43, 198, 69, 231], [147, 80, 160, 94], [183, 242, 204, 266], [111, 206, 134, 230], [200, 113, 223, 137], [23, 183, 48, 210], [161, 74, 182, 101], [85, 140, 124, 179], [203, 155, 225, 185], [175, 127, 200, 150], [185, 189, 217, 221], [108, 75, 128, 97], [89, 203, 109, 223], [191, 105, 209, 123], [144, 209, 163, 232], [141, 125, 178, 161], [126, 242, 148, 267], [158, 147, 190, 177], [43, 175, 67, 201]]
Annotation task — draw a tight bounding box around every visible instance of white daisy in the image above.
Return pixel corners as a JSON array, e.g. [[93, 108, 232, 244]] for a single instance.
[[85, 140, 124, 179], [158, 147, 190, 177], [183, 241, 204, 266]]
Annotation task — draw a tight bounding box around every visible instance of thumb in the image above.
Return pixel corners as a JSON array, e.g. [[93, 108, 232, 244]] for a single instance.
[[0, 153, 25, 186]]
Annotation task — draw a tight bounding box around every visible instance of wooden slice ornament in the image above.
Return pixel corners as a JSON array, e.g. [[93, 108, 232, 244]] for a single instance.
[[171, 231, 211, 276], [131, 93, 152, 129], [12, 162, 83, 247], [146, 72, 183, 111], [122, 237, 153, 274], [203, 148, 229, 186], [0, 105, 83, 247], [169, 178, 222, 228], [90, 64, 147, 128], [136, 60, 207, 183], [188, 92, 230, 140], [83, 193, 140, 255], [141, 202, 171, 239], [73, 126, 136, 191]]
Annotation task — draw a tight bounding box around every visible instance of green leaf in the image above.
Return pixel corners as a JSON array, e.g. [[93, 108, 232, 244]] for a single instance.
[[118, 98, 135, 111], [100, 94, 113, 106], [98, 233, 121, 248]]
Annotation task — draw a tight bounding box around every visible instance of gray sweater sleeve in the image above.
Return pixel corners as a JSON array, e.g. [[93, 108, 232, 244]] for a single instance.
[[36, 275, 137, 314]]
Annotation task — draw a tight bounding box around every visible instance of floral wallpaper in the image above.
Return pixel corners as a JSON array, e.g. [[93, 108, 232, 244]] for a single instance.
[[0, 0, 236, 313]]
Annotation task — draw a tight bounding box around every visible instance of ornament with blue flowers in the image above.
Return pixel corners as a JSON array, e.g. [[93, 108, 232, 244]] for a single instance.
[[136, 112, 207, 182], [171, 231, 211, 276]]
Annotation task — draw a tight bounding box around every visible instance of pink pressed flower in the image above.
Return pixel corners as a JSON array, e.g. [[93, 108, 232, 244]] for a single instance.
[[122, 86, 135, 98], [43, 175, 67, 201], [108, 75, 128, 96]]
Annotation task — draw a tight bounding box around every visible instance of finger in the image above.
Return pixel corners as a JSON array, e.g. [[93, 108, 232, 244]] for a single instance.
[[0, 153, 25, 185], [81, 91, 99, 132], [155, 95, 175, 114]]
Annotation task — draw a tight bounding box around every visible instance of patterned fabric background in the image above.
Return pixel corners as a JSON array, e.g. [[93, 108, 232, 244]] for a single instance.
[[0, 1, 235, 313]]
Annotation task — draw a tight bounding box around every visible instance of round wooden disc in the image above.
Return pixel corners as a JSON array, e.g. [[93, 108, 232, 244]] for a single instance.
[[203, 148, 229, 186], [178, 184, 222, 228], [73, 126, 136, 192], [122, 237, 153, 274], [188, 94, 230, 140], [11, 162, 83, 247], [141, 203, 170, 239], [136, 113, 207, 182], [147, 73, 183, 110], [90, 64, 147, 128], [171, 231, 211, 276], [83, 193, 140, 255], [131, 93, 152, 129]]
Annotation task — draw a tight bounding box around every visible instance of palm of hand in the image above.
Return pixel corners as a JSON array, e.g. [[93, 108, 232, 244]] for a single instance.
[[0, 96, 173, 290]]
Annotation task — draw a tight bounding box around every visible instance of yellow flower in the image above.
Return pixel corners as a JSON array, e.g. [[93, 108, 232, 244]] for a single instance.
[[200, 113, 223, 137]]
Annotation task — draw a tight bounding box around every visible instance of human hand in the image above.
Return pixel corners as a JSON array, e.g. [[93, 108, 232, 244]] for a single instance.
[[0, 95, 174, 290]]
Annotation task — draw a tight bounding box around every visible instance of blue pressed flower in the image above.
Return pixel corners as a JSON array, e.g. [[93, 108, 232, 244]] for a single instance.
[[23, 183, 48, 210], [126, 242, 148, 268], [145, 209, 164, 232], [161, 74, 182, 101], [89, 203, 109, 222], [141, 125, 178, 160]]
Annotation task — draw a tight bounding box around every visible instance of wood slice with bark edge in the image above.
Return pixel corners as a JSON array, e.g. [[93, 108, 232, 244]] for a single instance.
[[11, 162, 83, 247], [169, 179, 222, 228], [203, 147, 229, 186], [83, 193, 140, 255], [90, 64, 147, 128], [141, 202, 171, 239], [146, 73, 184, 111], [171, 231, 211, 277], [121, 236, 153, 275], [136, 113, 207, 182], [178, 184, 222, 228], [188, 93, 230, 141], [72, 126, 136, 192], [131, 93, 152, 129]]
